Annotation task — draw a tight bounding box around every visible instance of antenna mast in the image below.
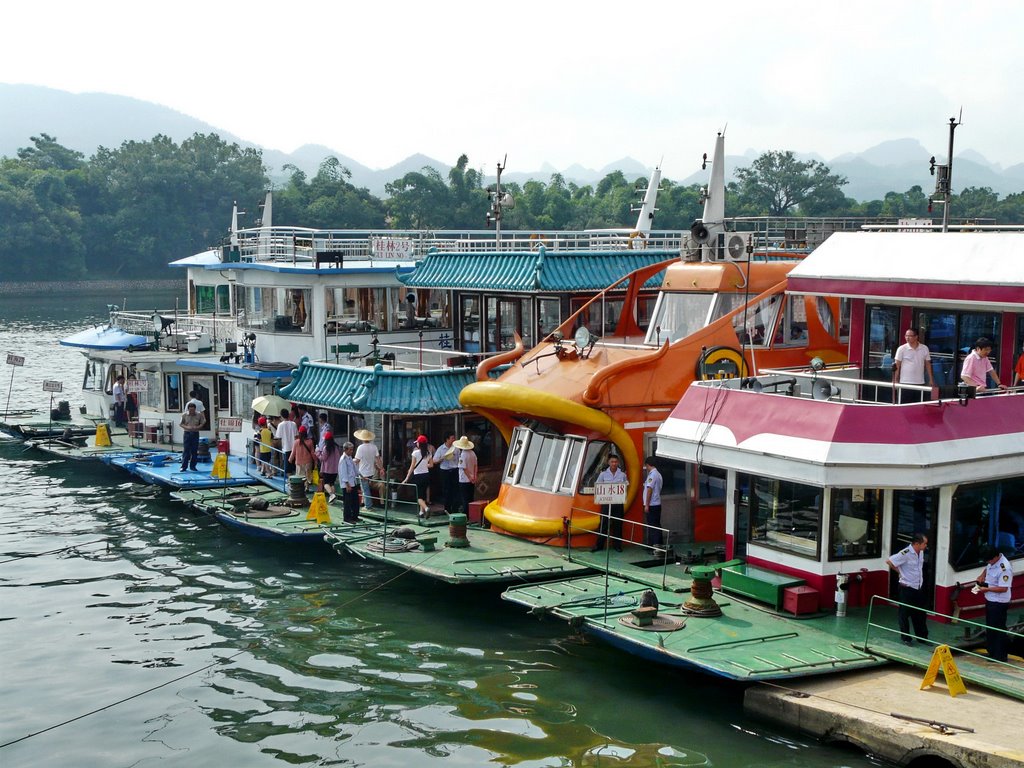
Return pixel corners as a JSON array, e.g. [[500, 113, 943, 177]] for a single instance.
[[929, 114, 960, 232]]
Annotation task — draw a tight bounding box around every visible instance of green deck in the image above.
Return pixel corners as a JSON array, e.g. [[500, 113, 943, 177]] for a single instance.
[[328, 524, 594, 585], [504, 573, 1024, 696]]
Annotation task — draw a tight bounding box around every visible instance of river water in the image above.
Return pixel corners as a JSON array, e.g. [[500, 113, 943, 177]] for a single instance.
[[0, 291, 883, 768]]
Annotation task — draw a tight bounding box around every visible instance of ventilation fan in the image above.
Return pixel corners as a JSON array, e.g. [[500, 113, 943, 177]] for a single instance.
[[727, 234, 746, 260]]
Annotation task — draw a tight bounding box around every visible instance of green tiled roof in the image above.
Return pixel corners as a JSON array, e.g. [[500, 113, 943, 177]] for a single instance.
[[400, 248, 676, 292], [279, 359, 507, 415]]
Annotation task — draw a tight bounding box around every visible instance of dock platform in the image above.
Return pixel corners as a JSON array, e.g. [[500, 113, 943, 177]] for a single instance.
[[745, 666, 1024, 768]]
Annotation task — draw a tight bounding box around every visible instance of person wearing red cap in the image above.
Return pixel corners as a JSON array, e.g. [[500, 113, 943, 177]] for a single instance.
[[404, 434, 434, 518], [290, 425, 317, 490], [257, 416, 274, 476]]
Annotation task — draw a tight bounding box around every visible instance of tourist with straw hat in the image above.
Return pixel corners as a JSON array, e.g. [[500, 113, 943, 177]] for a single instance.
[[353, 428, 382, 511], [454, 436, 477, 516], [433, 433, 459, 513]]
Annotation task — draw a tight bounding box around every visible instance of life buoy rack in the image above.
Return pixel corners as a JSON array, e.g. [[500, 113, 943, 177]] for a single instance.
[[627, 231, 647, 250], [695, 346, 748, 381]]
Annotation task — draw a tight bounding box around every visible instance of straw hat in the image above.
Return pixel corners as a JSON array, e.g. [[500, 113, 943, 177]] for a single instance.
[[453, 436, 474, 450], [354, 428, 375, 441]]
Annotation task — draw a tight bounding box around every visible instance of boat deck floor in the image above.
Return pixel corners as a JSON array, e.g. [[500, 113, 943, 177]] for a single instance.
[[104, 450, 254, 489], [504, 574, 1024, 692]]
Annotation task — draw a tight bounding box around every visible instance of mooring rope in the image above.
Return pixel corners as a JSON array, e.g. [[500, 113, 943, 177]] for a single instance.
[[0, 524, 453, 747], [0, 539, 108, 565]]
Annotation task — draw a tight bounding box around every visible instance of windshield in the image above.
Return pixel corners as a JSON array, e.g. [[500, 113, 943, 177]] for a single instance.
[[644, 292, 717, 345]]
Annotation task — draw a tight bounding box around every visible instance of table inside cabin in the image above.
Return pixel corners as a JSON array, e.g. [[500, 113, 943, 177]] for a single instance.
[[720, 563, 805, 609]]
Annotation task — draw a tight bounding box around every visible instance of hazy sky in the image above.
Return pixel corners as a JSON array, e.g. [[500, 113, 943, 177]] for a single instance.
[[4, 0, 1022, 173]]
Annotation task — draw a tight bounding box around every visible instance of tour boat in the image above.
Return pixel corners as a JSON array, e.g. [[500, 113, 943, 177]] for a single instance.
[[503, 227, 1024, 691]]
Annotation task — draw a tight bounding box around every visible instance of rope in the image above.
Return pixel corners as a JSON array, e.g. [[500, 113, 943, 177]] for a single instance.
[[0, 539, 108, 565], [0, 645, 255, 749], [0, 525, 450, 747]]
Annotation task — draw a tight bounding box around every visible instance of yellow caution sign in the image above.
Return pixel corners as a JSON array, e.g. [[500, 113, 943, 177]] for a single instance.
[[95, 423, 112, 447], [211, 453, 230, 479], [306, 491, 332, 525], [920, 644, 967, 697]]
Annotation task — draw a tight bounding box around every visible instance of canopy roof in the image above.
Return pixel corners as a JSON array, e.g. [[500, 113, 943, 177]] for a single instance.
[[787, 232, 1024, 307], [279, 359, 508, 415], [400, 248, 674, 292]]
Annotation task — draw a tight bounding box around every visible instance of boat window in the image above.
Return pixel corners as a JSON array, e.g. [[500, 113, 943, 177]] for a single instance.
[[578, 440, 613, 494], [537, 298, 561, 340], [828, 488, 883, 561], [194, 284, 231, 315], [236, 287, 312, 334], [516, 432, 563, 491], [635, 294, 658, 332], [815, 297, 836, 337], [864, 304, 900, 394], [233, 379, 257, 421], [571, 297, 624, 338], [395, 288, 450, 331], [732, 294, 782, 348], [773, 295, 809, 347], [643, 292, 717, 345], [326, 287, 389, 332], [697, 465, 727, 505], [748, 476, 822, 559], [950, 477, 1024, 570], [460, 295, 481, 353], [462, 415, 495, 469], [916, 310, 1001, 388], [137, 371, 160, 410], [558, 438, 585, 493], [504, 426, 529, 482], [839, 297, 851, 342], [165, 373, 181, 412]]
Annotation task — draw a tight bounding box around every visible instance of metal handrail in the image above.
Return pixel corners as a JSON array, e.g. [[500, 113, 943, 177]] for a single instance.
[[565, 506, 672, 592], [863, 593, 1022, 672]]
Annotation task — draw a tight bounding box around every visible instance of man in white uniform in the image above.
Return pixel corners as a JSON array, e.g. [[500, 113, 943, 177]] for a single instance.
[[976, 545, 1013, 662]]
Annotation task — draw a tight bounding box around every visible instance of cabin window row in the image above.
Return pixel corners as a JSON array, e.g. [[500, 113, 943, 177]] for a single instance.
[[741, 473, 1024, 569], [503, 426, 612, 496]]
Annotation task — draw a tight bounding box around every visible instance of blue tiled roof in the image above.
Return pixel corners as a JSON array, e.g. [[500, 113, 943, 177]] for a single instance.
[[278, 360, 507, 415], [400, 248, 676, 292]]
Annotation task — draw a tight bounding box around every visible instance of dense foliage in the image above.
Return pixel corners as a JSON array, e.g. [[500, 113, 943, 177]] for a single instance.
[[2, 133, 1022, 282]]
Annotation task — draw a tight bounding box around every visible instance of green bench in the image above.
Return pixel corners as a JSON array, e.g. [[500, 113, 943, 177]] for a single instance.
[[720, 563, 804, 609]]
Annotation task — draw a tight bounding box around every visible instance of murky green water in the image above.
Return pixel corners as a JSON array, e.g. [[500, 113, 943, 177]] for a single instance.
[[0, 292, 883, 767]]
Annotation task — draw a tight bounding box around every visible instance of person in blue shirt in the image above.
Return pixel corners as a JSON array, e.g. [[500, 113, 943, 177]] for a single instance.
[[643, 456, 664, 550]]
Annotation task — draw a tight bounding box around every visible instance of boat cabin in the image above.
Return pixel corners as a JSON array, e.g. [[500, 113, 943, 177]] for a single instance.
[[655, 230, 1024, 620]]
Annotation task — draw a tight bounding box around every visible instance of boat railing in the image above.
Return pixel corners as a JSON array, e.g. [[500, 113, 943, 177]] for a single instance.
[[863, 593, 1023, 673], [706, 366, 1024, 406], [565, 506, 673, 585], [111, 310, 239, 347], [220, 217, 951, 264]]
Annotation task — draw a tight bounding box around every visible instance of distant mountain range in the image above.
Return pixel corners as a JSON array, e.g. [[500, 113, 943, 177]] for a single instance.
[[4, 83, 1024, 200]]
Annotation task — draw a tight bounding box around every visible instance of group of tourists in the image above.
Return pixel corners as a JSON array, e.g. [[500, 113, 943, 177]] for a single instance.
[[402, 432, 478, 519]]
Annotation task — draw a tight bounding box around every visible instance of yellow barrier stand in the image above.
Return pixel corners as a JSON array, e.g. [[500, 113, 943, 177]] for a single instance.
[[211, 453, 230, 479], [307, 492, 332, 525], [920, 644, 967, 697], [95, 423, 112, 447]]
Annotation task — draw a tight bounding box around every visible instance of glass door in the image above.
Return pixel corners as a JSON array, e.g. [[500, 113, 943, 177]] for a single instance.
[[891, 489, 939, 609]]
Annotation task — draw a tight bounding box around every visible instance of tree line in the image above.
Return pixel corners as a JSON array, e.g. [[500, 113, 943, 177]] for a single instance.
[[2, 133, 1022, 282]]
